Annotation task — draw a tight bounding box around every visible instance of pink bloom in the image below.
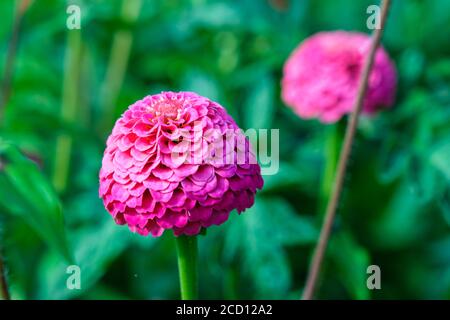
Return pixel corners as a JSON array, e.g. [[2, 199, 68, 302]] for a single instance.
[[281, 31, 397, 123], [99, 92, 263, 237]]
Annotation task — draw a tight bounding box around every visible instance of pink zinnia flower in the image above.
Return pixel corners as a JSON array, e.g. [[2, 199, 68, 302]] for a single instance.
[[281, 31, 397, 123], [99, 92, 263, 237]]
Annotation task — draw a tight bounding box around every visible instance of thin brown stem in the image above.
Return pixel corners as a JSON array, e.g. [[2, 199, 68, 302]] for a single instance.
[[0, 250, 10, 300], [0, 0, 32, 122], [302, 0, 392, 300]]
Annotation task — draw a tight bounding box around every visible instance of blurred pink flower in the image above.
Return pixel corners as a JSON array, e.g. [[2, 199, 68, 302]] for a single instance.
[[281, 31, 397, 123], [99, 91, 263, 237]]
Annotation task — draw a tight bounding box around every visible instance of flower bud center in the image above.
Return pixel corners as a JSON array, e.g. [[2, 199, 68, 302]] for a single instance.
[[153, 100, 182, 119]]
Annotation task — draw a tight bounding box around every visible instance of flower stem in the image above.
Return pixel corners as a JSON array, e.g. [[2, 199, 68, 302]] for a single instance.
[[0, 251, 10, 300], [318, 124, 340, 218], [302, 0, 392, 300], [175, 235, 198, 300], [52, 29, 82, 193]]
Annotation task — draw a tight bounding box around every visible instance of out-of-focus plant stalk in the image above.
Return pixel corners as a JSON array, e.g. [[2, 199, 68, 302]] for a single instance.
[[224, 268, 238, 299], [0, 250, 10, 300], [0, 0, 33, 123], [175, 236, 198, 300], [302, 0, 392, 300], [52, 29, 82, 193], [319, 125, 340, 217], [98, 0, 142, 136], [79, 46, 92, 127]]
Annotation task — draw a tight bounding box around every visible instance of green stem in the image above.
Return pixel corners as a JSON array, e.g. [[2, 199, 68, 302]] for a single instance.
[[318, 124, 342, 217], [52, 29, 82, 193], [175, 235, 198, 300], [98, 0, 142, 136]]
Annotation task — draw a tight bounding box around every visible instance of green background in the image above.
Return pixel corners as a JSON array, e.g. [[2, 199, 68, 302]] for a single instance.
[[0, 0, 449, 299]]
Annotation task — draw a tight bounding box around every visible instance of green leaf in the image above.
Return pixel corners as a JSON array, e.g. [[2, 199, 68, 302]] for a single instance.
[[430, 140, 450, 182], [0, 140, 73, 263], [224, 196, 317, 298], [371, 182, 428, 249], [263, 197, 318, 246], [398, 48, 425, 85], [261, 161, 306, 192], [329, 233, 371, 300], [377, 137, 409, 184], [36, 221, 136, 299]]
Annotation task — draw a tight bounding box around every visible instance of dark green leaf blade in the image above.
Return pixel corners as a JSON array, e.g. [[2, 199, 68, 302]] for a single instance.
[[0, 140, 73, 263]]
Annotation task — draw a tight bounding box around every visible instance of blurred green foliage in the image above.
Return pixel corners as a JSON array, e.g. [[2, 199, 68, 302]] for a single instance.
[[0, 0, 449, 299]]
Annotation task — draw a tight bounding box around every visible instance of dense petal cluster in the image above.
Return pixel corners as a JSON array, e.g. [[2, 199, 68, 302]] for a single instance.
[[281, 31, 397, 123], [99, 92, 263, 237]]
